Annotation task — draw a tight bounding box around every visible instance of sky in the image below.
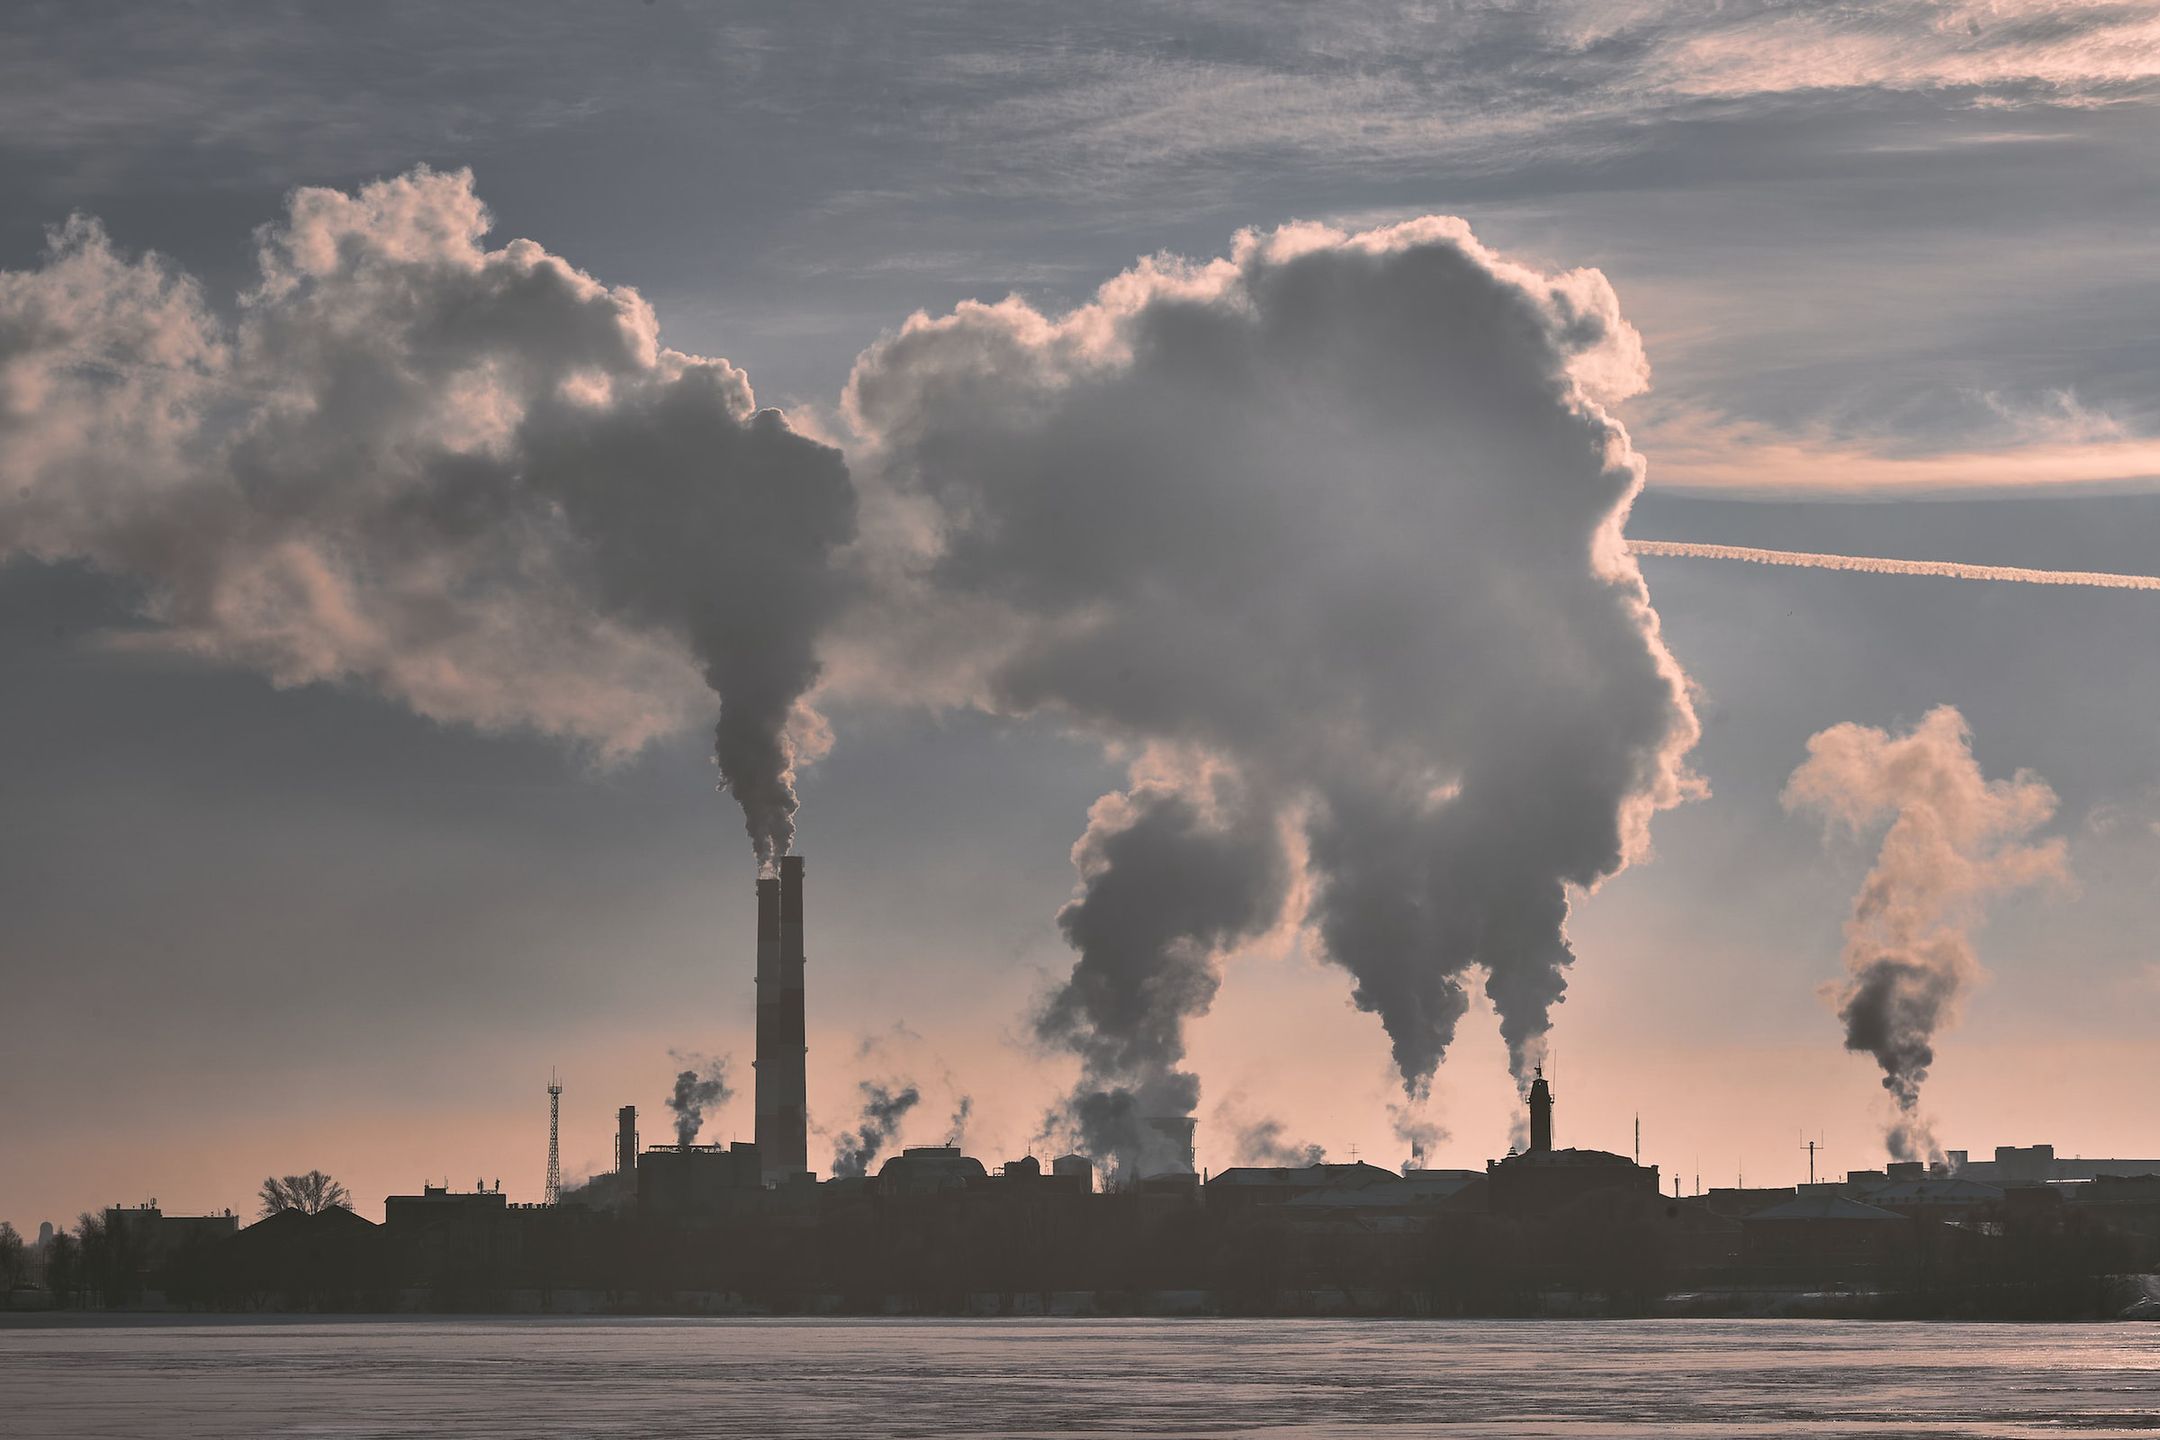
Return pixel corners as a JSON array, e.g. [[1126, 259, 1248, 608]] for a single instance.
[[3, 0, 2158, 1227]]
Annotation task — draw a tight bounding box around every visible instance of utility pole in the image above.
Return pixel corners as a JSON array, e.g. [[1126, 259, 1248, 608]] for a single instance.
[[1802, 1133, 1823, 1186], [545, 1069, 563, 1206]]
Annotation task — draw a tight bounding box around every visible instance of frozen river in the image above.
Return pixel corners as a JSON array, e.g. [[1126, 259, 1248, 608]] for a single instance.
[[2, 1315, 2157, 1438]]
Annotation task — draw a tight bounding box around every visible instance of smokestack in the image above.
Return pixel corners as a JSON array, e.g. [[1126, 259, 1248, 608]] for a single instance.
[[616, 1105, 637, 1175], [754, 858, 809, 1183], [1528, 1067, 1553, 1154], [1143, 1116, 1198, 1176]]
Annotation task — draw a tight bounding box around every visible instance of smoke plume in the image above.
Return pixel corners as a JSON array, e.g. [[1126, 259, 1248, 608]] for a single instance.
[[1234, 1117, 1326, 1168], [0, 168, 856, 861], [1390, 1102, 1446, 1172], [832, 1081, 921, 1179], [945, 1094, 974, 1147], [1034, 772, 1290, 1182], [846, 217, 1701, 1105], [1784, 706, 2067, 1161], [665, 1056, 733, 1148]]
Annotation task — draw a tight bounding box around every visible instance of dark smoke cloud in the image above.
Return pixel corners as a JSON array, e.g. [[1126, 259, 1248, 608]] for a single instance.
[[1784, 705, 2066, 1162], [1033, 772, 1289, 1182], [665, 1055, 733, 1148], [846, 218, 1700, 1105], [832, 1081, 921, 1179], [0, 168, 855, 862]]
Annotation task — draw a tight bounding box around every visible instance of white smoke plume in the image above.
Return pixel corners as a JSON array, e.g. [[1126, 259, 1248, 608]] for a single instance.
[[1631, 539, 2160, 592], [846, 216, 1702, 1106], [1784, 706, 2068, 1162], [0, 167, 856, 862]]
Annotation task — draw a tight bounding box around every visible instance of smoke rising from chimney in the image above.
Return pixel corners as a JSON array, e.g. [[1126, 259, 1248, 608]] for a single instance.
[[0, 168, 855, 863], [9, 180, 1712, 1126], [945, 1094, 974, 1147], [1784, 706, 2067, 1161], [845, 216, 1701, 1106], [832, 1082, 921, 1179], [665, 1055, 733, 1148], [1034, 772, 1290, 1183]]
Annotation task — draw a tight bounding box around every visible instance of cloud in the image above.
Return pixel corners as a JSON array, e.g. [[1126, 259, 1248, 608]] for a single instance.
[[0, 167, 856, 861], [1634, 407, 2160, 497], [1784, 705, 2068, 1162], [1658, 2, 2160, 103], [846, 214, 1702, 1106]]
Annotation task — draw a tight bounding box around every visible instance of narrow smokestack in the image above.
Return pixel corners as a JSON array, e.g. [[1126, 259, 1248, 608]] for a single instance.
[[1528, 1068, 1553, 1154], [616, 1105, 637, 1175], [754, 859, 809, 1182]]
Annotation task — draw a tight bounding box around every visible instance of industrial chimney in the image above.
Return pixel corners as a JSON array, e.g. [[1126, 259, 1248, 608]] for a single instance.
[[1528, 1066, 1554, 1154], [616, 1105, 637, 1176], [754, 857, 809, 1183]]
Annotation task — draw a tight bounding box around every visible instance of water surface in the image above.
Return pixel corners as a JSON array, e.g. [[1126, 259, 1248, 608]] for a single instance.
[[2, 1316, 2156, 1438]]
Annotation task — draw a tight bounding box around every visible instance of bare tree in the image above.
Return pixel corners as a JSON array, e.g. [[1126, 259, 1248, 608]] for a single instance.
[[258, 1170, 352, 1218], [0, 1222, 23, 1303]]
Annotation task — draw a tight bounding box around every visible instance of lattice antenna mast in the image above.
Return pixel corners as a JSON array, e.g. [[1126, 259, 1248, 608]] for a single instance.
[[545, 1069, 563, 1206]]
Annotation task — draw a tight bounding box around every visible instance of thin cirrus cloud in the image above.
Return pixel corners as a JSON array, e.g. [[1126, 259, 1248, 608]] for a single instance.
[[1632, 408, 2160, 498]]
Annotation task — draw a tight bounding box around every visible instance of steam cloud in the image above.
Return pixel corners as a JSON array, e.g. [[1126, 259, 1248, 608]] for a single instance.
[[0, 168, 855, 862], [832, 1082, 921, 1179], [665, 1056, 733, 1148], [945, 1094, 974, 1147], [847, 216, 1701, 1123], [1784, 706, 2067, 1161]]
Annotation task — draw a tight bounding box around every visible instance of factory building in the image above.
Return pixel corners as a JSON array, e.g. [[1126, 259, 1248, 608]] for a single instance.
[[636, 1143, 764, 1216], [876, 1146, 988, 1197], [1484, 1067, 1660, 1214]]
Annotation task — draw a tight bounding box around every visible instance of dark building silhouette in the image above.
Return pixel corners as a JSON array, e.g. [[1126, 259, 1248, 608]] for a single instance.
[[755, 857, 809, 1184], [1740, 1193, 1909, 1270], [1051, 1154, 1095, 1192], [1528, 1067, 1554, 1153], [876, 1145, 988, 1197], [1486, 1066, 1659, 1214], [637, 1143, 764, 1215]]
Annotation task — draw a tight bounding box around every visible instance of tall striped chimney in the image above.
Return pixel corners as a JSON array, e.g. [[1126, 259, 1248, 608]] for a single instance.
[[754, 858, 809, 1182]]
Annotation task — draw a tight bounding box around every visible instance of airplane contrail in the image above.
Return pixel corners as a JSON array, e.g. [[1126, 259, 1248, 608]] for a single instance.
[[1628, 539, 2160, 592]]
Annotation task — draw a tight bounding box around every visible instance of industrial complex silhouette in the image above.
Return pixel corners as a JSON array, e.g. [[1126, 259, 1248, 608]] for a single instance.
[[14, 855, 2159, 1320]]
